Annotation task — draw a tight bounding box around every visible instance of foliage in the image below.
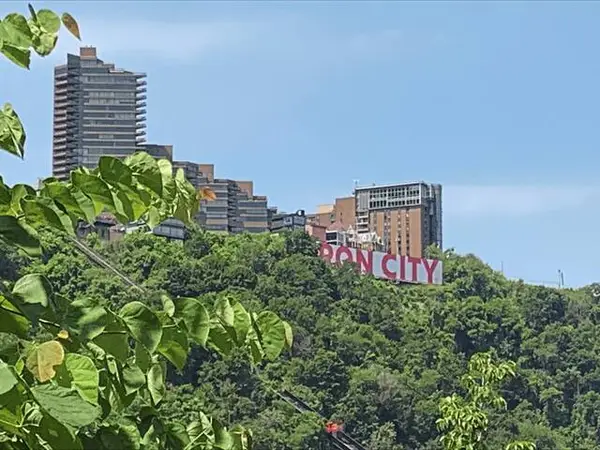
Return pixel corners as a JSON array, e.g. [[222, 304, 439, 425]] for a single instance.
[[0, 6, 290, 449], [437, 352, 535, 450]]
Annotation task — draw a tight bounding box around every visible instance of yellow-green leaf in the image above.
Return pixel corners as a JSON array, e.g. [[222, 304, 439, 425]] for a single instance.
[[26, 340, 64, 382]]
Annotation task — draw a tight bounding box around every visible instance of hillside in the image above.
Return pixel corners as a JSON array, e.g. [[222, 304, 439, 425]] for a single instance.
[[2, 228, 599, 450]]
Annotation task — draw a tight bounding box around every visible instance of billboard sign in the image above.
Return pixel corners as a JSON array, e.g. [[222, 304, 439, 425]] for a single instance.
[[319, 242, 443, 285]]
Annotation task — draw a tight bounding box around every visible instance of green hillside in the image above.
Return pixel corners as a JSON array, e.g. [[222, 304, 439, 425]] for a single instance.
[[2, 229, 598, 449]]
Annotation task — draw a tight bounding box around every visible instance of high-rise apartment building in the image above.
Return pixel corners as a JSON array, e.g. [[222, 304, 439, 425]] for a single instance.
[[52, 47, 148, 180], [309, 181, 442, 258], [173, 161, 269, 234]]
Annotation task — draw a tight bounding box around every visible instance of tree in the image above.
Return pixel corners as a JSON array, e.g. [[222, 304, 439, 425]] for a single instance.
[[0, 5, 291, 449], [437, 352, 536, 450]]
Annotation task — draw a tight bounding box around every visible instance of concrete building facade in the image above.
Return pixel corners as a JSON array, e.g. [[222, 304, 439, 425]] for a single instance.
[[52, 47, 171, 179], [173, 161, 269, 234]]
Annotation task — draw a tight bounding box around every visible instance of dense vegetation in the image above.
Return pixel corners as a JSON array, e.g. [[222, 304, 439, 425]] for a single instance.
[[2, 229, 597, 449]]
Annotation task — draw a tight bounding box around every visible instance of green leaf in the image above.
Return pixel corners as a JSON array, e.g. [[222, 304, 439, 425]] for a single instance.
[[0, 215, 39, 255], [0, 44, 31, 69], [71, 171, 115, 215], [57, 353, 99, 405], [0, 362, 18, 395], [93, 316, 128, 362], [96, 421, 141, 450], [120, 301, 162, 354], [0, 103, 26, 157], [41, 182, 90, 222], [125, 152, 163, 196], [31, 31, 57, 56], [10, 183, 35, 214], [31, 383, 101, 428], [283, 320, 293, 351], [121, 361, 145, 395], [1, 14, 33, 48], [161, 294, 175, 317], [215, 297, 234, 328], [33, 412, 84, 450], [0, 295, 30, 338], [231, 302, 250, 345], [61, 13, 81, 40], [157, 313, 188, 371], [12, 273, 53, 323], [255, 311, 286, 361], [135, 342, 151, 373], [26, 340, 64, 382], [147, 362, 165, 406], [99, 156, 133, 186], [213, 418, 234, 450], [173, 297, 210, 347], [21, 197, 74, 235], [36, 10, 61, 33], [208, 325, 233, 357], [65, 300, 108, 341]]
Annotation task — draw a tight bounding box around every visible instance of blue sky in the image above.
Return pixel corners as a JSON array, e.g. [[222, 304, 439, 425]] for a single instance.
[[1, 1, 599, 287]]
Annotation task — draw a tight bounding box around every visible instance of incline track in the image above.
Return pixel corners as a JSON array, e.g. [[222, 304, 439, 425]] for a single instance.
[[70, 237, 369, 450]]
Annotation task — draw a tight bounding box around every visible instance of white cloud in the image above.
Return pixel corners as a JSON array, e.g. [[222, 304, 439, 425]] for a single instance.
[[444, 185, 600, 218]]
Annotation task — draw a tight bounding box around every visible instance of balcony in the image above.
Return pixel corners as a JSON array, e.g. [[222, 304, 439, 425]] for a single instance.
[[136, 86, 147, 94], [136, 122, 147, 128], [136, 95, 147, 102], [135, 109, 146, 116], [136, 129, 146, 136], [136, 102, 146, 109], [136, 79, 147, 87]]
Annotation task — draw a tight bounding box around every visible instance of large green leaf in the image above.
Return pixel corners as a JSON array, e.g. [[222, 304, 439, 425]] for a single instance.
[[215, 297, 234, 328], [283, 320, 293, 351], [1, 13, 33, 48], [231, 302, 250, 345], [93, 316, 129, 362], [33, 411, 84, 450], [121, 361, 145, 395], [41, 182, 92, 222], [71, 171, 115, 215], [9, 184, 35, 214], [25, 340, 64, 382], [173, 297, 210, 347], [96, 421, 141, 450], [12, 274, 53, 323], [157, 313, 188, 371], [57, 353, 99, 405], [65, 300, 108, 341], [0, 362, 18, 395], [21, 197, 74, 235], [0, 103, 26, 158], [0, 295, 30, 338], [31, 383, 101, 428], [147, 362, 165, 406], [255, 311, 286, 361], [208, 324, 234, 357], [125, 152, 163, 196], [212, 418, 234, 450], [0, 42, 31, 69], [99, 156, 133, 186], [35, 10, 61, 34], [119, 301, 162, 354], [0, 215, 39, 255]]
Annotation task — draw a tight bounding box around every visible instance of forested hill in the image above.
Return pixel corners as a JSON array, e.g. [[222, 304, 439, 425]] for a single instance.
[[2, 228, 599, 449]]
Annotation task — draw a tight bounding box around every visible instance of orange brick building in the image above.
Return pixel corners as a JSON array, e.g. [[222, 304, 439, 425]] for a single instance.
[[308, 182, 442, 258]]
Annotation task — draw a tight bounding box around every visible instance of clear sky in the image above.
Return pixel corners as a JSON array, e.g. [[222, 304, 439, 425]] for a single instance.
[[1, 1, 599, 288]]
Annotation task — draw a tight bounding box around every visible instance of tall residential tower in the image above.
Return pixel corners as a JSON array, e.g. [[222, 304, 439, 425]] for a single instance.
[[52, 47, 147, 180]]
